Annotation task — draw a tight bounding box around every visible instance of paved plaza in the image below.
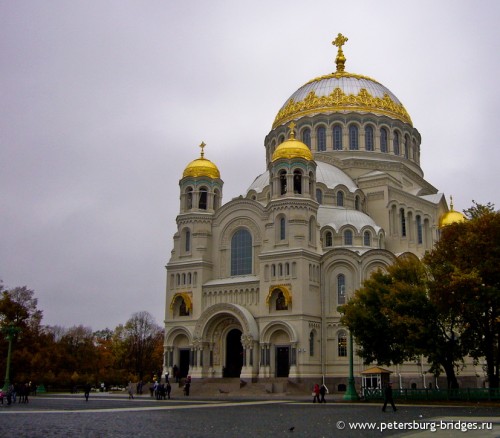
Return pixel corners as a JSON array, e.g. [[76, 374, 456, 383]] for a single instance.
[[0, 392, 498, 437]]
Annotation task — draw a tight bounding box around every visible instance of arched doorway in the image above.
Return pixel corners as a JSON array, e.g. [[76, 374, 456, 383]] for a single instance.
[[276, 346, 290, 377], [224, 328, 243, 377]]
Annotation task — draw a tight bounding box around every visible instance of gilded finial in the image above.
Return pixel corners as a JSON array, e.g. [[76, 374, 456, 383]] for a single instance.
[[332, 33, 348, 73], [288, 122, 296, 140], [449, 195, 454, 211], [199, 141, 206, 158]]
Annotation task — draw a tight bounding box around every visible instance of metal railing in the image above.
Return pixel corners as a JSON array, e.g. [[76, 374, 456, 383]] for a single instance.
[[362, 387, 500, 402]]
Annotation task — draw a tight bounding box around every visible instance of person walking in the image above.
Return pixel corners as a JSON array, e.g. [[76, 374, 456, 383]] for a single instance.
[[127, 381, 135, 400], [84, 383, 91, 402], [312, 383, 320, 403], [319, 383, 327, 403], [382, 382, 397, 412]]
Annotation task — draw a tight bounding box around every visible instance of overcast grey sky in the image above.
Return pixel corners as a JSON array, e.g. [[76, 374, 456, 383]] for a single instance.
[[1, 0, 499, 330]]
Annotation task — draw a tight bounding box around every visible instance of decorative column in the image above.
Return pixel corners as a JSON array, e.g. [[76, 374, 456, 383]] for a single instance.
[[2, 325, 20, 391], [343, 330, 359, 401]]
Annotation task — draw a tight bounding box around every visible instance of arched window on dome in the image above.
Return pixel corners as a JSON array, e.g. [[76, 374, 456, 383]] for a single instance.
[[279, 135, 285, 144], [363, 231, 371, 246], [302, 128, 311, 148], [337, 191, 344, 207], [333, 125, 343, 150], [317, 127, 326, 151], [309, 171, 314, 196], [337, 274, 346, 305], [325, 231, 333, 247], [316, 188, 323, 204], [185, 187, 193, 210], [400, 208, 406, 237], [404, 135, 410, 158], [231, 229, 252, 276], [365, 125, 374, 151], [293, 169, 302, 194], [338, 330, 347, 357], [412, 139, 418, 161], [380, 128, 388, 153], [199, 187, 208, 210], [279, 170, 287, 195], [349, 125, 359, 150], [344, 229, 353, 246], [416, 215, 423, 244], [393, 132, 400, 156]]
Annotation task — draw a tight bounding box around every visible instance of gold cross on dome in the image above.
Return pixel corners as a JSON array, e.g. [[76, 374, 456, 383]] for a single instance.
[[288, 122, 296, 139], [332, 33, 348, 73], [332, 33, 348, 49], [199, 141, 206, 158]]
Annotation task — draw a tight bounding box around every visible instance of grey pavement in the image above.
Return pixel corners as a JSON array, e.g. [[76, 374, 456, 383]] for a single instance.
[[0, 392, 498, 437]]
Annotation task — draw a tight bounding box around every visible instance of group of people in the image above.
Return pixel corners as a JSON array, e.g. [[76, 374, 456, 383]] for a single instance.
[[0, 382, 35, 405], [312, 383, 328, 403]]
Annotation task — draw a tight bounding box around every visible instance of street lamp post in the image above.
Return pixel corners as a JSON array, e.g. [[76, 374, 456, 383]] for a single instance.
[[343, 330, 359, 401], [2, 324, 20, 391]]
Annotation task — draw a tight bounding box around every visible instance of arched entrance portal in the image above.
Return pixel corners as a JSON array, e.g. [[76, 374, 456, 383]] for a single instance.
[[224, 328, 243, 377]]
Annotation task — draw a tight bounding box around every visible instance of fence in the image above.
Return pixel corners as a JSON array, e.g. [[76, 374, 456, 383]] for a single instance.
[[362, 387, 500, 402]]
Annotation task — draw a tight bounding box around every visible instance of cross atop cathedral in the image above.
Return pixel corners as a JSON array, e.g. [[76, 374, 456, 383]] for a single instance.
[[332, 33, 348, 73], [200, 141, 206, 158], [288, 122, 296, 139]]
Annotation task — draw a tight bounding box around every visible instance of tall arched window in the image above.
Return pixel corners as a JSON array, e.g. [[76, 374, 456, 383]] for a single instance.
[[416, 215, 423, 244], [355, 195, 360, 211], [278, 135, 285, 144], [214, 189, 221, 210], [393, 132, 400, 156], [316, 189, 323, 204], [337, 274, 346, 305], [365, 125, 374, 151], [333, 125, 343, 150], [400, 208, 406, 237], [293, 169, 302, 194], [337, 191, 344, 207], [349, 125, 358, 150], [279, 216, 286, 241], [325, 231, 333, 247], [317, 127, 326, 151], [309, 331, 315, 356], [344, 229, 353, 245], [302, 128, 311, 148], [363, 231, 371, 246], [185, 229, 191, 252], [231, 229, 252, 275], [186, 187, 193, 210], [338, 330, 347, 357], [404, 135, 410, 158], [199, 187, 208, 210], [279, 170, 287, 195], [380, 128, 388, 153]]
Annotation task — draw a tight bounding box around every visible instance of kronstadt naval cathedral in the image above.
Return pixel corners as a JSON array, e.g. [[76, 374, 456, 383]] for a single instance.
[[163, 34, 472, 391]]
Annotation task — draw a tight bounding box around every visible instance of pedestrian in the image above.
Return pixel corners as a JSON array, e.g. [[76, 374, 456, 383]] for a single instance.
[[312, 383, 320, 403], [84, 383, 91, 402], [166, 382, 171, 399], [319, 383, 327, 403], [382, 382, 397, 412], [173, 365, 179, 383], [184, 380, 190, 396], [127, 381, 134, 400]]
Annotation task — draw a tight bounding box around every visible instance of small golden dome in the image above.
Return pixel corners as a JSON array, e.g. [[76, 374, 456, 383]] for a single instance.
[[182, 142, 220, 179], [439, 196, 466, 228], [272, 122, 314, 162]]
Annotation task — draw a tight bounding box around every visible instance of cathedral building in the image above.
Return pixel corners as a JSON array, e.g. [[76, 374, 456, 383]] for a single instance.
[[163, 34, 473, 390]]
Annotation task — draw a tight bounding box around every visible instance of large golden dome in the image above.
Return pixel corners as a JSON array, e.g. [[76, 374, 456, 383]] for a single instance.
[[182, 142, 220, 179], [272, 123, 314, 162], [273, 34, 412, 129], [439, 197, 466, 228]]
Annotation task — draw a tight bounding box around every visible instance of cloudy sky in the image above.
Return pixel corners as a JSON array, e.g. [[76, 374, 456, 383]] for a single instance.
[[1, 0, 499, 330]]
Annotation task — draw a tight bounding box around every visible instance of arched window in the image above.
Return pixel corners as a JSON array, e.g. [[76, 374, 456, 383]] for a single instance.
[[293, 169, 302, 194], [231, 229, 252, 275], [325, 231, 333, 247], [393, 132, 400, 156], [285, 263, 290, 276], [365, 125, 374, 151], [278, 263, 283, 276], [279, 216, 286, 241], [278, 135, 285, 144], [276, 290, 288, 310], [416, 215, 423, 244], [400, 208, 406, 237], [309, 218, 315, 243], [344, 230, 353, 246], [214, 189, 221, 210], [309, 331, 315, 356], [337, 191, 344, 207], [363, 231, 371, 246], [338, 330, 347, 357], [316, 189, 323, 204], [179, 298, 190, 316], [317, 126, 326, 151], [412, 140, 418, 161], [186, 187, 193, 210], [337, 274, 346, 304], [380, 128, 388, 153], [333, 125, 343, 150], [349, 125, 358, 150], [279, 170, 287, 195], [199, 187, 208, 210], [185, 229, 191, 252], [355, 195, 360, 211], [404, 135, 410, 158], [302, 128, 311, 148]]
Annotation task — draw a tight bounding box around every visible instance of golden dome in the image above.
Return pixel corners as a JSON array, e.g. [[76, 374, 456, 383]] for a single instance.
[[273, 34, 412, 129], [182, 142, 220, 179], [272, 122, 314, 162], [439, 196, 466, 228]]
